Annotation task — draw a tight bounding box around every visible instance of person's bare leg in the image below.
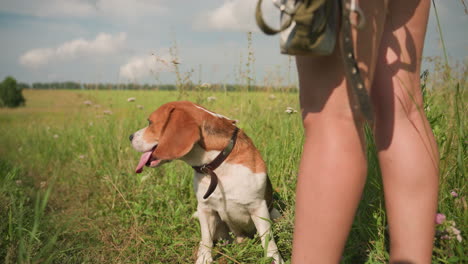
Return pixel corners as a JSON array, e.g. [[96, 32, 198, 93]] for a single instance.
[[371, 0, 439, 263], [292, 55, 368, 264], [291, 1, 388, 262]]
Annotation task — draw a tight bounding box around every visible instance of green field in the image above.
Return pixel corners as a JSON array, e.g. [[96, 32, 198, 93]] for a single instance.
[[0, 80, 466, 263]]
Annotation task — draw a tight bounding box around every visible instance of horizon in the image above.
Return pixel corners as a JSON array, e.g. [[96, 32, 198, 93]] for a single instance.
[[0, 0, 466, 86]]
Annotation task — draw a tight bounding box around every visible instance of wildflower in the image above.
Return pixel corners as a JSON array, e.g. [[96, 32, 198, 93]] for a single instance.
[[94, 104, 101, 108], [201, 83, 211, 88], [449, 226, 463, 242], [285, 106, 298, 114], [435, 213, 446, 224], [89, 122, 93, 126], [137, 105, 144, 109], [450, 190, 458, 197], [269, 94, 276, 100], [451, 226, 461, 235], [127, 97, 136, 102], [53, 134, 59, 139], [15, 180, 22, 186], [218, 239, 229, 246], [40, 181, 47, 188], [141, 174, 150, 183], [83, 100, 92, 106], [103, 110, 113, 115], [441, 234, 450, 240], [78, 154, 86, 159], [207, 96, 217, 102]]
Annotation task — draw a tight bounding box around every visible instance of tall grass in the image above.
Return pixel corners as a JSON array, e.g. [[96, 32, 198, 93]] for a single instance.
[[0, 64, 466, 264], [0, 11, 466, 261]]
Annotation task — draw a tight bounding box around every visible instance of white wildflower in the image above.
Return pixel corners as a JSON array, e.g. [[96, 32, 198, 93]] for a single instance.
[[40, 181, 47, 188], [269, 94, 276, 100], [285, 106, 298, 114], [451, 226, 461, 235], [207, 96, 217, 102], [103, 110, 113, 115], [137, 105, 144, 109], [83, 100, 92, 106], [53, 134, 59, 139], [127, 97, 136, 102], [141, 174, 151, 183], [201, 83, 211, 88]]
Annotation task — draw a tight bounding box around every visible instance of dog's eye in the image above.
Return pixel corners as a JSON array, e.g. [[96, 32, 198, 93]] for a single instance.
[[147, 119, 152, 125]]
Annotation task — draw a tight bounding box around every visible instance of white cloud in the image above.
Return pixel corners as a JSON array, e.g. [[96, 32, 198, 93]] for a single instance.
[[37, 0, 96, 17], [0, 0, 95, 17], [0, 0, 166, 19], [96, 0, 167, 20], [194, 0, 279, 32], [119, 54, 173, 80], [19, 32, 127, 67]]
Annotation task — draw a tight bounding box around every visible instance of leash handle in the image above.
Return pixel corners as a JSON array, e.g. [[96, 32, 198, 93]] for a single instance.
[[255, 0, 296, 35]]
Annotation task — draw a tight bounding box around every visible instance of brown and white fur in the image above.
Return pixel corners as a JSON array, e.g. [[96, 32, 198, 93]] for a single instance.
[[129, 101, 283, 264]]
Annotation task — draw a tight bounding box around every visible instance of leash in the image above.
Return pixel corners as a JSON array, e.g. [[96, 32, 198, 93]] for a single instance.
[[255, 0, 374, 122], [340, 0, 374, 122], [192, 126, 240, 199]]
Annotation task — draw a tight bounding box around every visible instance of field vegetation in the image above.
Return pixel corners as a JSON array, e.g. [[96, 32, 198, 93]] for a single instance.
[[0, 56, 466, 263]]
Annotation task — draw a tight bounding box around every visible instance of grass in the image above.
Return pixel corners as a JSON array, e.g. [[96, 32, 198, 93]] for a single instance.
[[0, 69, 466, 263]]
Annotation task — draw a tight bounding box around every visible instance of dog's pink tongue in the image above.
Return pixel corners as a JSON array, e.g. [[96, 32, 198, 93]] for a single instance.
[[135, 151, 153, 173]]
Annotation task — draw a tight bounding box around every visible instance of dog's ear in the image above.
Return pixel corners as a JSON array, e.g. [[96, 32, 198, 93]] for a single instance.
[[153, 108, 200, 160]]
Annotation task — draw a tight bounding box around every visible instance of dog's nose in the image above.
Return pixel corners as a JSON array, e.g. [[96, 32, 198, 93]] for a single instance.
[[129, 133, 134, 142]]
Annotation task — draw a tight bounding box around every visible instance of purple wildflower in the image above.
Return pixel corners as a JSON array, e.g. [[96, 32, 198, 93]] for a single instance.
[[435, 213, 446, 225]]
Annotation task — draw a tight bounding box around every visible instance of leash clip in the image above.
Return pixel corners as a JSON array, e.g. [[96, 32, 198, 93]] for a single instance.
[[272, 0, 299, 15], [349, 0, 366, 29], [198, 164, 212, 174]]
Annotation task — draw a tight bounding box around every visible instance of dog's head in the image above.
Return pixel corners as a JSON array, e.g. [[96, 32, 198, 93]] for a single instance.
[[129, 101, 236, 173]]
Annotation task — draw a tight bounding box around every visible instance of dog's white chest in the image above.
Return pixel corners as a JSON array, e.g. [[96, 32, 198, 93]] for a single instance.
[[194, 163, 267, 226]]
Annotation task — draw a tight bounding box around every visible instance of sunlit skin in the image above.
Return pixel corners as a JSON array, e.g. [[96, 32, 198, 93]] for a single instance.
[[292, 0, 439, 263]]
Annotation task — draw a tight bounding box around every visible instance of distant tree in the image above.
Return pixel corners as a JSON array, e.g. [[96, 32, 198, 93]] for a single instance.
[[0, 76, 26, 108], [18, 82, 31, 90]]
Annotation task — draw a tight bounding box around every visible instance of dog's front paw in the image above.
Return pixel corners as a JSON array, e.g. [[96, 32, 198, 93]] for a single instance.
[[271, 253, 284, 264], [196, 244, 213, 264], [195, 255, 213, 264]]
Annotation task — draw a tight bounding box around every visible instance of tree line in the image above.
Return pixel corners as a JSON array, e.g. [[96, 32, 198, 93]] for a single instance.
[[19, 82, 297, 92]]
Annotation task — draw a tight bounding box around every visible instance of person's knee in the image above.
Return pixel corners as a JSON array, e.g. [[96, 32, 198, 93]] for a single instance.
[[374, 95, 424, 127]]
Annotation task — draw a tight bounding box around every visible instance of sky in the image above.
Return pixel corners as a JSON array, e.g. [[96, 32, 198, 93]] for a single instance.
[[0, 0, 466, 86]]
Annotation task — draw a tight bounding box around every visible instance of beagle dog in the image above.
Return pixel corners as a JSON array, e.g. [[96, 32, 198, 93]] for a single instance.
[[129, 101, 284, 264]]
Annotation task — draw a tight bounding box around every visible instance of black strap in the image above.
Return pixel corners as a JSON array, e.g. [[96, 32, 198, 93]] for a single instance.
[[193, 126, 240, 199]]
